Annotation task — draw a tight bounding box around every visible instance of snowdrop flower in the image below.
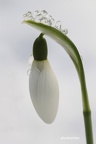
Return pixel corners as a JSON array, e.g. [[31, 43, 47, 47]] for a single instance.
[[23, 10, 94, 143], [29, 33, 59, 124]]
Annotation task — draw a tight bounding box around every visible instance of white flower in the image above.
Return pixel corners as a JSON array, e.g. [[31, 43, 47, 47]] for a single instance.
[[29, 60, 59, 124]]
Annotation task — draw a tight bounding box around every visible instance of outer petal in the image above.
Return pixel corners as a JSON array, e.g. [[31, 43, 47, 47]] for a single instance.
[[29, 60, 59, 124]]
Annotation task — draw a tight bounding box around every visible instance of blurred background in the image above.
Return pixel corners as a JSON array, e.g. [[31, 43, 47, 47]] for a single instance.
[[0, 0, 96, 143]]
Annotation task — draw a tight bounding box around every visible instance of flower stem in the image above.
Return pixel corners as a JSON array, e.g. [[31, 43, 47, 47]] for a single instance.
[[83, 111, 94, 144], [78, 59, 94, 144]]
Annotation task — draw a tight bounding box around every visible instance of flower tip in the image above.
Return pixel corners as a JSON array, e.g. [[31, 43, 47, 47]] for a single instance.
[[41, 116, 56, 124], [35, 106, 58, 124]]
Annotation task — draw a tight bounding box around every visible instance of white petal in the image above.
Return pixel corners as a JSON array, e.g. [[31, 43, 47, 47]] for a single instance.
[[29, 60, 59, 124]]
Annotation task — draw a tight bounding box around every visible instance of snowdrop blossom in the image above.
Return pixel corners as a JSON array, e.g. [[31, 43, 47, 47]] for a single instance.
[[23, 10, 94, 143], [29, 34, 59, 124]]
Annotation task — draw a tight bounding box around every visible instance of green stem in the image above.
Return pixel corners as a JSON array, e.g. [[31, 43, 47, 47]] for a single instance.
[[83, 111, 94, 144], [71, 52, 94, 144], [78, 60, 94, 144]]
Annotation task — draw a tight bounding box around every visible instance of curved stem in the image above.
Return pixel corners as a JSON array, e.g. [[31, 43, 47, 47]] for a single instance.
[[66, 44, 94, 144], [78, 59, 90, 111], [78, 60, 94, 144]]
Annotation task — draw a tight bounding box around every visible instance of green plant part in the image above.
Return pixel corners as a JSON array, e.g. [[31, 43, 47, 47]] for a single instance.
[[33, 33, 48, 61], [23, 11, 94, 144]]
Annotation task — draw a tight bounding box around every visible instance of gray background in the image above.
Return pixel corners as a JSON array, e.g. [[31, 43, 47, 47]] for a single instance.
[[0, 0, 96, 143]]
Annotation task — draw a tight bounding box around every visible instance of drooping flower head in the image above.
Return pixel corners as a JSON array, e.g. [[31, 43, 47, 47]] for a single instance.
[[29, 33, 59, 124], [23, 10, 94, 143]]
